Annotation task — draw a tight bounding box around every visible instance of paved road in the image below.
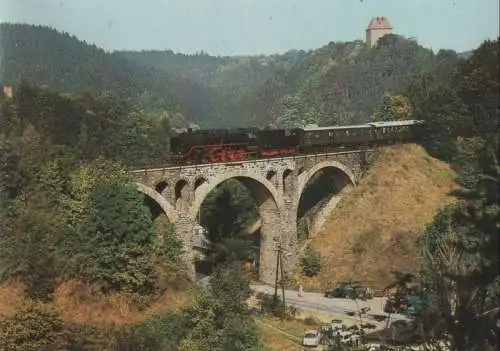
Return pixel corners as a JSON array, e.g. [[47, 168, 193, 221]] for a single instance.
[[250, 284, 408, 323]]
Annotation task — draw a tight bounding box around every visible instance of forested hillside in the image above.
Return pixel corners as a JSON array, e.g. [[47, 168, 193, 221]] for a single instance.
[[2, 23, 462, 129], [118, 49, 305, 128], [298, 38, 499, 350], [122, 36, 461, 128], [0, 82, 264, 350], [117, 50, 286, 89], [0, 23, 195, 128]]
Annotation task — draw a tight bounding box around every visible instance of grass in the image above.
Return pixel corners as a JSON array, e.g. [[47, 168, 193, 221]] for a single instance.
[[0, 279, 25, 319], [297, 144, 456, 290], [0, 279, 193, 326], [255, 315, 321, 351], [53, 280, 193, 326]]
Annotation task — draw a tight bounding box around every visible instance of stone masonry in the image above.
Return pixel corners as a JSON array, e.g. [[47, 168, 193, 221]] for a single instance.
[[133, 149, 374, 284]]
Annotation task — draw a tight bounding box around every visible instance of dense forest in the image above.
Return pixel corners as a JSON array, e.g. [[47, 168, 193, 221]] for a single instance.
[[120, 36, 460, 128], [2, 23, 461, 129], [0, 22, 498, 350], [0, 24, 194, 129]]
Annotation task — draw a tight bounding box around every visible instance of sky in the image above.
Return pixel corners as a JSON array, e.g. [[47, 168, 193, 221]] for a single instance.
[[1, 0, 499, 56]]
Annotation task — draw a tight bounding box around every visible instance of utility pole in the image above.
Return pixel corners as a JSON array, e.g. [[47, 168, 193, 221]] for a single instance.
[[273, 241, 287, 316], [279, 246, 286, 310], [274, 243, 280, 302]]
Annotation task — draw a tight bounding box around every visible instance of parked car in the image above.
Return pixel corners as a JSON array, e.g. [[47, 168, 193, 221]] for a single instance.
[[384, 290, 427, 316], [302, 330, 322, 347], [324, 282, 373, 299], [324, 283, 353, 298]]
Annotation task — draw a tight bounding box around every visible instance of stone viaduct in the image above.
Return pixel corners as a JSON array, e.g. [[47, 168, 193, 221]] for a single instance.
[[133, 148, 375, 284]]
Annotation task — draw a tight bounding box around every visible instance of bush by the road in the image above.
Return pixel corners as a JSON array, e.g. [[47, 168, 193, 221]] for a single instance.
[[300, 248, 322, 277]]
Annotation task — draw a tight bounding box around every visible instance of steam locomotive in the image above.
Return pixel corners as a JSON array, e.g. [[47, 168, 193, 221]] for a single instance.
[[169, 120, 424, 165]]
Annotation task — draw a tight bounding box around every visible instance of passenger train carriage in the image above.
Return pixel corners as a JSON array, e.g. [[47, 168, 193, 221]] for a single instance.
[[168, 120, 424, 165]]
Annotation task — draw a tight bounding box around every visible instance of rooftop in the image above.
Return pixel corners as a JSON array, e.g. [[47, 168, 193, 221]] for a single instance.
[[367, 16, 393, 30]]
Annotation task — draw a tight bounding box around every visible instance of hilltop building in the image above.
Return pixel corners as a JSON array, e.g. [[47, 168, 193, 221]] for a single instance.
[[366, 17, 393, 47]]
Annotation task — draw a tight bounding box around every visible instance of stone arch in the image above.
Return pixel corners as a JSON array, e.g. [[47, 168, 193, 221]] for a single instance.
[[297, 160, 356, 198], [190, 171, 282, 220], [190, 171, 283, 284], [136, 182, 178, 222], [296, 161, 356, 238]]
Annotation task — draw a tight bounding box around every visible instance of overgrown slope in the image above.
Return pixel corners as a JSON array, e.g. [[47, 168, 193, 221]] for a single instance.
[[0, 280, 191, 326], [301, 144, 456, 289]]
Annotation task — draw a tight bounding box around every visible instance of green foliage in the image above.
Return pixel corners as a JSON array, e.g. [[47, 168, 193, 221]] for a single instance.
[[255, 35, 439, 127], [255, 292, 290, 319], [118, 50, 288, 128], [180, 264, 259, 351], [63, 180, 157, 294], [153, 220, 190, 290], [0, 301, 69, 350], [373, 94, 413, 121], [154, 221, 185, 265], [0, 150, 76, 299], [0, 136, 25, 203], [199, 179, 260, 268], [0, 24, 179, 115], [296, 219, 310, 241], [0, 23, 471, 130], [112, 312, 190, 351], [300, 247, 322, 277], [414, 38, 500, 351], [210, 238, 258, 267], [0, 192, 60, 300], [0, 80, 185, 299], [1, 82, 176, 168], [201, 179, 259, 242]]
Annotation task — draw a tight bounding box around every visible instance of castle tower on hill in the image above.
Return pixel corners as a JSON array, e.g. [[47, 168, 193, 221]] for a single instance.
[[366, 16, 393, 47]]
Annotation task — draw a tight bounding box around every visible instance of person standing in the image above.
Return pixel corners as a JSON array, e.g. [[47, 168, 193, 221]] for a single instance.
[[298, 284, 303, 297]]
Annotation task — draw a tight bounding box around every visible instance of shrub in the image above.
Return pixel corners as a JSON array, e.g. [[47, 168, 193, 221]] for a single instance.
[[64, 181, 157, 295], [0, 300, 69, 350], [300, 248, 322, 277], [112, 312, 189, 351], [303, 316, 322, 325]]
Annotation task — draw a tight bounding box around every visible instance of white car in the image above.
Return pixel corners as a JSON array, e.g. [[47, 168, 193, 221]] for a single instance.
[[302, 330, 322, 347]]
